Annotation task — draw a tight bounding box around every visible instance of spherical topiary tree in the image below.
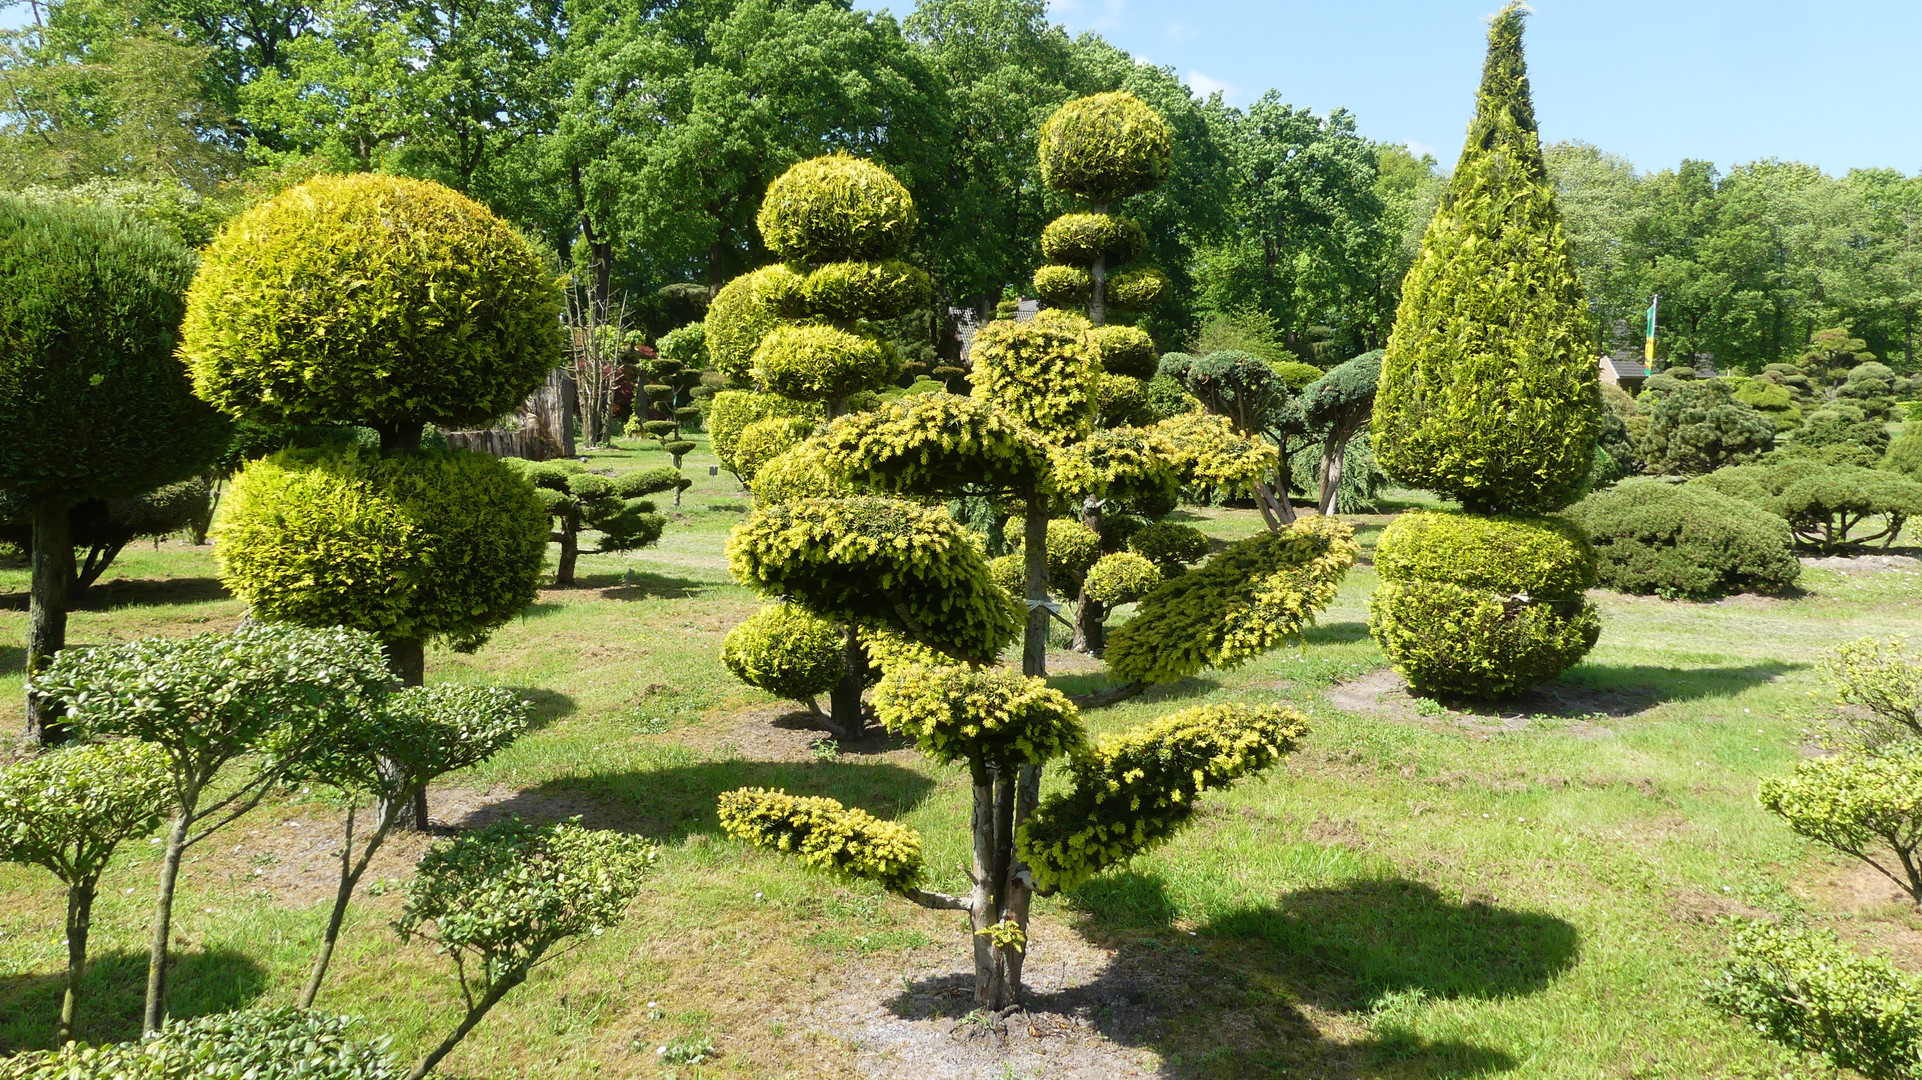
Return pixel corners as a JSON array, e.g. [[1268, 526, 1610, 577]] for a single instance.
[[1368, 5, 1603, 697], [722, 603, 848, 723], [181, 174, 559, 734], [1033, 93, 1172, 327]]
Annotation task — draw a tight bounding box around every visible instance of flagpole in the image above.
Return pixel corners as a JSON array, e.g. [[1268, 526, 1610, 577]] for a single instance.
[[1644, 294, 1660, 365]]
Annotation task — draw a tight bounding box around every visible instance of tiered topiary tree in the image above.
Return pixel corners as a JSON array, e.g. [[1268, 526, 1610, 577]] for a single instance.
[[1369, 5, 1603, 698], [1031, 92, 1172, 328], [501, 459, 682, 585], [179, 174, 555, 698], [1158, 349, 1304, 527], [0, 197, 230, 744]]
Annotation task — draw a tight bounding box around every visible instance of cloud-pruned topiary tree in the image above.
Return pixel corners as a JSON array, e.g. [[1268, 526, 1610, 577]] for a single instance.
[[0, 196, 229, 744], [1297, 350, 1385, 515], [1368, 5, 1603, 698], [1641, 380, 1776, 475], [1032, 92, 1172, 327], [501, 459, 682, 585]]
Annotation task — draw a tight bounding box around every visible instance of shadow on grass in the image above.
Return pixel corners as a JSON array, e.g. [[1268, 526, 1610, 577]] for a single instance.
[[0, 644, 19, 678], [449, 759, 937, 846], [506, 686, 577, 728], [0, 947, 268, 1053], [531, 569, 708, 602], [1, 577, 233, 612], [1440, 660, 1805, 719], [886, 874, 1571, 1078]]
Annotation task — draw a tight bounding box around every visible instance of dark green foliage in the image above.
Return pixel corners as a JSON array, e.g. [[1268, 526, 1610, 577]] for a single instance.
[[1564, 479, 1800, 597], [1093, 325, 1158, 380], [1374, 510, 1596, 597], [1886, 434, 1922, 480], [1772, 465, 1922, 552], [1295, 350, 1383, 430], [0, 195, 227, 502], [1369, 580, 1600, 697], [1640, 381, 1775, 475], [1142, 372, 1201, 423], [755, 154, 917, 264], [1160, 350, 1287, 436], [0, 479, 213, 596], [1789, 409, 1892, 462], [1038, 92, 1174, 204], [1126, 521, 1211, 573], [1372, 6, 1599, 513]]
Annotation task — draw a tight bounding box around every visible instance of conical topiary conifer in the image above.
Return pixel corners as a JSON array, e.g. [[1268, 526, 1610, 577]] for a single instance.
[[1368, 4, 1602, 698]]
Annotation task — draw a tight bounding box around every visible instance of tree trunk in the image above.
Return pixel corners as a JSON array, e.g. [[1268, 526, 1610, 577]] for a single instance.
[[408, 973, 524, 1080], [1001, 763, 1042, 1001], [1318, 435, 1348, 516], [26, 497, 73, 746], [1022, 500, 1049, 679], [60, 879, 95, 1043], [826, 626, 866, 740], [967, 774, 1012, 1009], [1087, 202, 1109, 328], [556, 511, 580, 586], [1071, 495, 1104, 653], [376, 422, 424, 457], [300, 800, 398, 1008], [384, 639, 429, 830], [145, 809, 192, 1036]]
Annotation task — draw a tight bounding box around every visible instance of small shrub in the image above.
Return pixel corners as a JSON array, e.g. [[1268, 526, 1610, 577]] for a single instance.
[[1368, 580, 1600, 697], [1759, 743, 1922, 904], [1822, 637, 1922, 749], [722, 604, 846, 708], [0, 1007, 404, 1079], [1081, 552, 1161, 607], [1126, 521, 1210, 573], [1771, 465, 1922, 552], [1639, 380, 1776, 475], [755, 153, 916, 265], [1037, 91, 1174, 204], [1009, 518, 1101, 588], [1563, 479, 1799, 598]]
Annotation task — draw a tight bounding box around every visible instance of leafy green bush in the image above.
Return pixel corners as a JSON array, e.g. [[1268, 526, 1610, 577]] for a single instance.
[[873, 664, 1082, 771], [1126, 521, 1210, 573], [1640, 380, 1776, 475], [1759, 743, 1922, 904], [654, 321, 707, 364], [755, 154, 917, 264], [0, 1007, 404, 1079], [1105, 267, 1168, 312], [752, 324, 897, 403], [1031, 264, 1092, 306], [1093, 324, 1158, 380], [820, 391, 1051, 496], [785, 259, 930, 322], [970, 310, 1099, 440], [1563, 479, 1799, 597], [1041, 213, 1145, 264], [1368, 580, 1600, 697], [1081, 551, 1162, 607], [718, 788, 924, 893], [1106, 515, 1358, 685], [988, 553, 1025, 600], [1822, 637, 1922, 750], [1048, 427, 1180, 508], [1037, 91, 1174, 204], [1708, 920, 1922, 1080], [1375, 510, 1596, 597], [706, 264, 802, 387], [734, 416, 816, 485], [216, 447, 547, 652], [1008, 518, 1101, 587], [181, 174, 561, 432], [1019, 703, 1308, 893], [707, 390, 821, 480], [501, 458, 670, 583], [1772, 464, 1922, 551], [1886, 433, 1922, 480], [1788, 408, 1891, 465], [723, 603, 846, 707]]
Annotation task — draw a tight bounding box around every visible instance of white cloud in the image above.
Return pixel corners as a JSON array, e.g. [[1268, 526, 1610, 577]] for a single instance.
[[1405, 140, 1438, 161], [1185, 70, 1238, 102]]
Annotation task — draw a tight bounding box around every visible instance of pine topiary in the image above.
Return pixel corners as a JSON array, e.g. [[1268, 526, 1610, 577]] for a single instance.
[[1080, 552, 1161, 608], [1564, 479, 1799, 597], [722, 603, 847, 710], [1093, 325, 1158, 380], [1641, 380, 1776, 475], [1373, 511, 1596, 597]]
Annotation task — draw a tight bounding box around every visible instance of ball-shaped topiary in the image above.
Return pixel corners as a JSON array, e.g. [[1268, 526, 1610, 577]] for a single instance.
[[1010, 518, 1101, 586], [988, 553, 1025, 600], [723, 603, 847, 704], [707, 264, 803, 387], [753, 324, 897, 403], [756, 154, 917, 265], [1038, 92, 1175, 205], [1032, 264, 1092, 306], [790, 260, 931, 323], [1094, 325, 1158, 380], [1127, 521, 1210, 572], [970, 311, 1098, 440], [708, 390, 821, 480], [180, 174, 562, 434], [1104, 267, 1169, 312], [1373, 510, 1596, 598], [1040, 213, 1146, 265], [214, 446, 547, 651], [1563, 479, 1800, 598], [1368, 580, 1600, 697], [1081, 552, 1162, 607], [735, 416, 816, 484]]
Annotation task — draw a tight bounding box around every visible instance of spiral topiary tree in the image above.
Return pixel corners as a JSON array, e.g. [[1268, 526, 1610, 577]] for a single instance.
[[180, 174, 559, 707], [1368, 5, 1603, 698], [0, 197, 230, 744]]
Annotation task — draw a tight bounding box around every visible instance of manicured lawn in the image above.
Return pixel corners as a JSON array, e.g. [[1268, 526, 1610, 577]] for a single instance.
[[0, 435, 1909, 1077]]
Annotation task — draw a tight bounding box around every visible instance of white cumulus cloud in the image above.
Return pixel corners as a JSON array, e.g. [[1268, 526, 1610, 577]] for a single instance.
[[1185, 70, 1238, 101]]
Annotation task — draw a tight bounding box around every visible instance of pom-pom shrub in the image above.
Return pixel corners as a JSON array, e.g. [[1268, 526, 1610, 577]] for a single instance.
[[1563, 479, 1799, 597], [1772, 465, 1922, 552], [788, 259, 931, 322], [748, 441, 852, 503], [1373, 510, 1596, 597], [821, 392, 1051, 496], [1093, 324, 1158, 380], [723, 603, 846, 705], [1104, 267, 1168, 312], [707, 265, 801, 386], [1009, 518, 1102, 587], [214, 446, 547, 651], [752, 323, 896, 403], [1031, 264, 1092, 305], [1041, 213, 1146, 264], [1081, 552, 1162, 607], [718, 788, 924, 894], [755, 154, 917, 264], [1369, 580, 1599, 697], [707, 390, 821, 480], [1047, 428, 1179, 507], [1106, 515, 1357, 685], [1037, 92, 1175, 204], [970, 311, 1098, 440], [1127, 521, 1211, 572], [988, 553, 1025, 600], [181, 174, 561, 431], [873, 665, 1083, 771], [1018, 704, 1308, 892], [1153, 411, 1281, 491]]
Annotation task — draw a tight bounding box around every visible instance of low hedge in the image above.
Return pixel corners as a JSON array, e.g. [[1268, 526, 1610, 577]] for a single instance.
[[1563, 479, 1799, 597]]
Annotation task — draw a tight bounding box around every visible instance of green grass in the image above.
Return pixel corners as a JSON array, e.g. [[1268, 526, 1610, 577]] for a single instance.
[[0, 437, 1908, 1077]]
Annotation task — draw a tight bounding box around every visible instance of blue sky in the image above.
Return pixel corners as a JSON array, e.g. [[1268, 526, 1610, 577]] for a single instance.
[[881, 0, 1922, 176]]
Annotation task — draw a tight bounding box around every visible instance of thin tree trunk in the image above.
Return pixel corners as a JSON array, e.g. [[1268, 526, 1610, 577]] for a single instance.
[[408, 974, 524, 1080], [299, 799, 398, 1008], [1319, 436, 1348, 516], [26, 497, 72, 745], [1087, 202, 1109, 328], [1022, 498, 1049, 679], [826, 627, 866, 740], [556, 511, 580, 586], [145, 808, 193, 1036], [1001, 763, 1042, 1001], [385, 639, 429, 830], [60, 879, 95, 1043], [1072, 496, 1103, 653], [967, 774, 1010, 1009]]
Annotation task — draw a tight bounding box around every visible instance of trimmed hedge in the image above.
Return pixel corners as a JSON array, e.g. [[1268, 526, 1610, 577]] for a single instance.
[[1563, 479, 1799, 597], [1038, 92, 1174, 204], [1369, 580, 1600, 697], [756, 154, 917, 265], [1374, 510, 1596, 598], [722, 603, 846, 704]]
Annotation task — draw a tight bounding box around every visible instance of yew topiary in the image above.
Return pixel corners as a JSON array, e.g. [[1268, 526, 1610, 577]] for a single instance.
[[719, 789, 924, 894], [1081, 552, 1162, 608], [1092, 325, 1158, 380], [756, 154, 917, 264], [1127, 521, 1211, 573], [1370, 580, 1600, 697], [1032, 264, 1092, 306], [1373, 511, 1596, 597], [734, 416, 817, 485], [502, 459, 674, 584], [970, 312, 1099, 441], [1041, 213, 1145, 265], [752, 324, 898, 403], [820, 392, 1052, 496], [707, 390, 821, 482], [1641, 380, 1776, 475], [707, 265, 801, 387], [1038, 92, 1174, 205], [722, 603, 847, 715]]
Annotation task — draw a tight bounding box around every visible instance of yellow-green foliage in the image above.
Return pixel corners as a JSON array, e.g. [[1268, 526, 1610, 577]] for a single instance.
[[1081, 552, 1161, 607], [1368, 580, 1600, 697], [860, 623, 958, 676], [707, 264, 802, 386], [1106, 514, 1357, 685], [0, 740, 169, 882], [970, 311, 1098, 441], [1372, 8, 1599, 513], [707, 390, 821, 480], [756, 154, 917, 265], [1038, 92, 1174, 204], [873, 665, 1084, 772], [1127, 521, 1210, 572], [717, 788, 924, 894], [752, 323, 896, 403], [1094, 325, 1158, 380], [1105, 267, 1168, 312], [988, 553, 1025, 600], [821, 391, 1052, 495], [1375, 510, 1596, 597], [749, 440, 853, 503], [214, 446, 547, 651], [1010, 518, 1102, 586], [1759, 745, 1922, 902], [181, 174, 562, 430], [783, 260, 931, 323], [1048, 427, 1179, 505], [1153, 411, 1281, 490], [726, 496, 1021, 662], [1095, 372, 1149, 427], [1031, 264, 1091, 306], [1041, 213, 1145, 265], [722, 603, 846, 704], [1019, 703, 1308, 893], [734, 416, 815, 484], [1823, 637, 1922, 748]]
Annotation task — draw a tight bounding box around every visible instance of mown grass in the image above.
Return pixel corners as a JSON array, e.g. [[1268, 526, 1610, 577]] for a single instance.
[[0, 434, 1911, 1077]]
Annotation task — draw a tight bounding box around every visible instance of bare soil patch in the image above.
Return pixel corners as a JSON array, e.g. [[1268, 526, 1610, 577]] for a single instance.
[[1800, 553, 1922, 575], [1323, 668, 1650, 734]]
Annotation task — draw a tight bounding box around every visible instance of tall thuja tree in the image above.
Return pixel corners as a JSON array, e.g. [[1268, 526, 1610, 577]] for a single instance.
[[180, 174, 555, 821], [0, 197, 229, 744], [1369, 5, 1603, 697]]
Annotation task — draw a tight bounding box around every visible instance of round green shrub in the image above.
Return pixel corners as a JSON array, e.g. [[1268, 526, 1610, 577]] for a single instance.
[[1105, 267, 1168, 312], [1273, 360, 1326, 390], [756, 154, 917, 265], [1043, 518, 1101, 585], [735, 416, 816, 483], [707, 389, 821, 479], [1081, 551, 1162, 607], [0, 196, 228, 503], [1094, 324, 1158, 380], [1563, 479, 1799, 597], [749, 441, 852, 503], [722, 603, 846, 703], [214, 446, 547, 651], [1375, 510, 1596, 598], [1040, 213, 1145, 265], [874, 664, 1082, 770], [1032, 264, 1091, 306], [1127, 521, 1210, 572], [707, 264, 802, 386], [1038, 92, 1174, 204], [988, 553, 1025, 600], [1369, 580, 1601, 697], [181, 174, 562, 431], [969, 311, 1098, 440], [1094, 371, 1151, 427], [654, 322, 707, 364], [752, 324, 896, 403], [793, 260, 931, 323]]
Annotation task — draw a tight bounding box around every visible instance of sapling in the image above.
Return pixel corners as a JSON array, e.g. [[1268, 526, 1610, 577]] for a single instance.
[[0, 740, 169, 1041], [395, 818, 655, 1078], [296, 685, 533, 1008], [31, 624, 390, 1035]]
